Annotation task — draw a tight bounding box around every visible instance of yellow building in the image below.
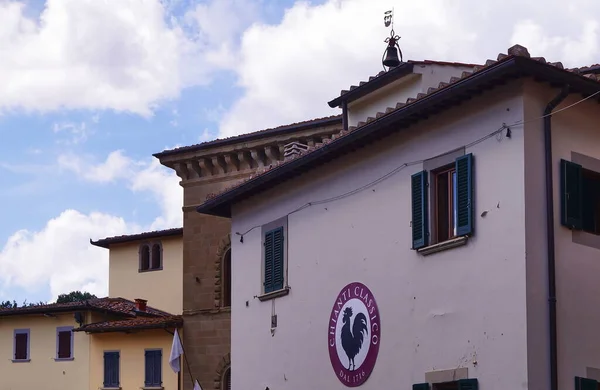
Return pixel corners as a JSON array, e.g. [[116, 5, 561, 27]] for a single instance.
[[0, 228, 185, 390]]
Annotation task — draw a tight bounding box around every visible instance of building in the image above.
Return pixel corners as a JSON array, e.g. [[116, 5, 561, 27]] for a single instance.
[[0, 228, 184, 390], [195, 44, 600, 390], [0, 297, 181, 390], [153, 116, 344, 389]]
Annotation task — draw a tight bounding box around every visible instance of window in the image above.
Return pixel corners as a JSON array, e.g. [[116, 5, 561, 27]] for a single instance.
[[575, 376, 600, 390], [222, 248, 231, 307], [139, 242, 162, 272], [222, 366, 231, 390], [56, 326, 74, 360], [144, 349, 162, 388], [103, 351, 120, 388], [13, 329, 30, 362], [264, 226, 284, 294], [561, 159, 600, 234], [412, 153, 474, 251], [413, 379, 478, 390]]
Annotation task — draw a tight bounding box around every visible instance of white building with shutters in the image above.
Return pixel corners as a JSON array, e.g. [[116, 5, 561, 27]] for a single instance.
[[196, 45, 600, 390]]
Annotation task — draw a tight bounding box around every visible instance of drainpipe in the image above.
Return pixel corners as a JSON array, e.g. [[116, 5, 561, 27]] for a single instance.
[[543, 85, 570, 390]]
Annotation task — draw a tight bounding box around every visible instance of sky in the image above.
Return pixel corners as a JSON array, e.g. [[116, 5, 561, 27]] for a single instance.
[[0, 0, 599, 304]]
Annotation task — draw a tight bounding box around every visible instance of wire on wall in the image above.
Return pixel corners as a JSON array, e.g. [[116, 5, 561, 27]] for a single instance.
[[234, 90, 600, 243]]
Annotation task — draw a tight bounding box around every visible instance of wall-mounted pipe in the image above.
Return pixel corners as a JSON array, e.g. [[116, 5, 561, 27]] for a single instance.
[[543, 85, 570, 390]]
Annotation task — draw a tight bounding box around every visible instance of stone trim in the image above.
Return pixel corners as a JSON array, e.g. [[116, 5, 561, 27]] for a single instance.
[[213, 353, 231, 390], [214, 234, 231, 308]]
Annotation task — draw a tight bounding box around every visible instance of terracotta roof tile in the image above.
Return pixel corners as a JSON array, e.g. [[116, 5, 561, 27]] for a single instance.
[[74, 315, 183, 333], [154, 115, 342, 158], [0, 297, 171, 318], [90, 227, 183, 249], [200, 44, 600, 206]]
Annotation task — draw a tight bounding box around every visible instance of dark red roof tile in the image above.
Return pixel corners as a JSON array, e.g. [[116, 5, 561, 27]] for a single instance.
[[90, 227, 183, 249], [74, 315, 183, 333]]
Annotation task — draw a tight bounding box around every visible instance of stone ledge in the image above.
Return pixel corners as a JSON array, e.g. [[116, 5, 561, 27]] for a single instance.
[[183, 307, 231, 316], [257, 287, 290, 302], [417, 236, 468, 256]]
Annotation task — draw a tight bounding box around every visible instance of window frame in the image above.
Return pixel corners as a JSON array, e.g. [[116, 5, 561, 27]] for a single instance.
[[139, 241, 163, 273], [221, 247, 232, 308], [12, 328, 30, 363], [259, 216, 289, 301], [55, 326, 74, 361], [103, 350, 120, 389], [222, 366, 231, 390], [144, 348, 163, 388], [412, 149, 473, 255]]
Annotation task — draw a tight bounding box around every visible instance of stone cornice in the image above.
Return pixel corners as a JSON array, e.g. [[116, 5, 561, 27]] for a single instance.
[[157, 123, 342, 184]]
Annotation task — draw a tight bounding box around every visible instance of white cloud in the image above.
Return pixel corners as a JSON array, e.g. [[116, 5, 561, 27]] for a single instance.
[[217, 0, 600, 138], [0, 0, 243, 116], [58, 150, 182, 229], [52, 121, 91, 144], [0, 210, 139, 301]]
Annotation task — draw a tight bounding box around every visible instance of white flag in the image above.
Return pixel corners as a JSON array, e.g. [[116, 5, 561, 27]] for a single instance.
[[193, 380, 203, 390], [169, 329, 184, 373]]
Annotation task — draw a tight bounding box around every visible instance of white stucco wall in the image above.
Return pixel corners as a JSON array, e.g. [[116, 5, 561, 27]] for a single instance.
[[347, 64, 475, 127], [230, 82, 530, 389], [523, 81, 600, 389]]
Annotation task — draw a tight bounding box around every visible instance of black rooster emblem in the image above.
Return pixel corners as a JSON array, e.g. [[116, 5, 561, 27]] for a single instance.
[[340, 306, 368, 371]]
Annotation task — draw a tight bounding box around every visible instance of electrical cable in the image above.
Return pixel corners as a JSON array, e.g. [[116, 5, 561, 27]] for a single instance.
[[234, 90, 600, 242]]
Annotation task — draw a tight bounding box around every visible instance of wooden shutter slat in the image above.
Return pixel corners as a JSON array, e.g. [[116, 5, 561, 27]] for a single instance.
[[58, 331, 71, 358], [15, 333, 27, 360], [104, 352, 119, 387], [575, 376, 598, 390], [272, 227, 284, 291], [413, 383, 430, 390], [264, 230, 274, 293], [411, 170, 429, 249], [455, 153, 474, 237], [561, 159, 583, 229], [457, 378, 478, 390]]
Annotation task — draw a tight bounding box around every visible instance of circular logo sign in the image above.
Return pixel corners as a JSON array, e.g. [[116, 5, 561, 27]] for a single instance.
[[328, 282, 381, 387]]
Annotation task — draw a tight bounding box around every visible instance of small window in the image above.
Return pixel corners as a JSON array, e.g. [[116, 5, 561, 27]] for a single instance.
[[264, 227, 284, 294], [222, 248, 231, 307], [103, 351, 120, 388], [222, 366, 231, 390], [13, 329, 29, 362], [433, 164, 458, 242], [56, 326, 73, 360], [151, 243, 162, 269], [581, 168, 600, 235], [140, 245, 150, 271], [144, 349, 162, 387]]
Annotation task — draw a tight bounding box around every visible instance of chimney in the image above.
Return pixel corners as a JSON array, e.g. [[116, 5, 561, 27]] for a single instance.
[[283, 141, 309, 161], [134, 298, 147, 312]]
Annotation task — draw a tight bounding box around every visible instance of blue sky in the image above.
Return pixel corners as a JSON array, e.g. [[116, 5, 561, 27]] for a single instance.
[[1, 0, 598, 305]]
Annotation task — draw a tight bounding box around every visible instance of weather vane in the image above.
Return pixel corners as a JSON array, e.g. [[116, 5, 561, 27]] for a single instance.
[[382, 9, 403, 71]]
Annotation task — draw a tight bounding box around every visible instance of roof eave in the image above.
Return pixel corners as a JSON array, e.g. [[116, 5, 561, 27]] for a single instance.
[[197, 56, 600, 218], [75, 320, 183, 333], [327, 63, 415, 108], [153, 116, 343, 159], [90, 228, 183, 249]]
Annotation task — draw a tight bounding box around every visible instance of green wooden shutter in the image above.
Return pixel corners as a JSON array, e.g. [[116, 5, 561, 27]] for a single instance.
[[457, 378, 478, 390], [264, 227, 284, 293], [560, 159, 583, 230], [411, 170, 429, 250], [412, 383, 430, 390], [455, 153, 474, 236], [575, 376, 598, 390]]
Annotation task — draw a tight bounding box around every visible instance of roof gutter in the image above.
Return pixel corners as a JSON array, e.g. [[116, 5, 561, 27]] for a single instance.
[[543, 85, 570, 390]]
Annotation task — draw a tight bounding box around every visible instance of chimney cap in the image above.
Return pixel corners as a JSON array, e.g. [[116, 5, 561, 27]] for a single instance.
[[134, 298, 148, 312]]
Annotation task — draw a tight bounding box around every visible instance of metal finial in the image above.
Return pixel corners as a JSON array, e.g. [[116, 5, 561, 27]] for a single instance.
[[382, 9, 403, 71]]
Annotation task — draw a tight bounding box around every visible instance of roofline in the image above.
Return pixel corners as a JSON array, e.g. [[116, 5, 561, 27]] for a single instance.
[[90, 228, 183, 249], [327, 63, 414, 108], [153, 116, 342, 159], [0, 305, 90, 317], [74, 319, 183, 333], [196, 56, 600, 218]]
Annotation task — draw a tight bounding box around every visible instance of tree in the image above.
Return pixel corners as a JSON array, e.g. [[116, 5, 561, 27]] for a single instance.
[[1, 300, 17, 309], [56, 291, 97, 304]]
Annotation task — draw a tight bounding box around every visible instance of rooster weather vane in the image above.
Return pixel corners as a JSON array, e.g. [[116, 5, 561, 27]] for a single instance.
[[340, 306, 369, 371], [382, 9, 403, 71]]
